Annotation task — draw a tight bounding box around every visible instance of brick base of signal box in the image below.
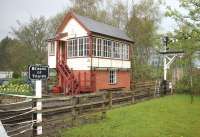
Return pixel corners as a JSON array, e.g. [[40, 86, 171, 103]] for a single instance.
[[73, 70, 131, 92]]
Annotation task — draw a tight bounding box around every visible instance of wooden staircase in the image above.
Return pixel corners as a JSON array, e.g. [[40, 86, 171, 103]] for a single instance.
[[57, 63, 80, 95]]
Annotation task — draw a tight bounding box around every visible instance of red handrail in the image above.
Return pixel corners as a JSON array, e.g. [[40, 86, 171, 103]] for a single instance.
[[57, 63, 80, 95]]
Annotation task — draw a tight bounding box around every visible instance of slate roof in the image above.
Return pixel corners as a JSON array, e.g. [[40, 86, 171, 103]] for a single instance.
[[74, 13, 133, 42]]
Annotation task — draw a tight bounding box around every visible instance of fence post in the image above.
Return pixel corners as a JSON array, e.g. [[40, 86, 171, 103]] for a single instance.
[[33, 80, 42, 136], [101, 93, 106, 119], [71, 96, 77, 126], [32, 98, 36, 137], [109, 91, 112, 109], [131, 91, 135, 104], [148, 88, 150, 98]]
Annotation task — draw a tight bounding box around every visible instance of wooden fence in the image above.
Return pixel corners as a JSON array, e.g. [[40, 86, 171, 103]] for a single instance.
[[0, 99, 33, 137], [0, 81, 158, 137]]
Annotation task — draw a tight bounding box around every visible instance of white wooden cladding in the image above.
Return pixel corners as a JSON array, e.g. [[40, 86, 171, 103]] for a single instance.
[[66, 58, 131, 70]]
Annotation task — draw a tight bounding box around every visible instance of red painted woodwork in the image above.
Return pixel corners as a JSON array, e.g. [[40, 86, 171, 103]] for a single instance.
[[56, 41, 80, 95], [73, 70, 130, 92], [52, 86, 61, 93], [57, 63, 80, 95], [73, 70, 95, 93], [56, 41, 95, 95]]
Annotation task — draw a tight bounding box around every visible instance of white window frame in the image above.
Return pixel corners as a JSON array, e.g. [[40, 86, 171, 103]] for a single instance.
[[113, 42, 123, 59], [127, 45, 129, 60], [67, 40, 72, 57], [123, 44, 129, 60], [67, 37, 90, 58], [109, 69, 117, 84], [78, 38, 84, 56], [95, 38, 102, 57], [49, 42, 55, 56], [119, 43, 123, 59], [90, 36, 130, 60], [93, 37, 96, 56], [103, 39, 112, 58], [107, 40, 112, 58], [103, 39, 107, 57], [72, 39, 77, 56], [84, 37, 89, 56]]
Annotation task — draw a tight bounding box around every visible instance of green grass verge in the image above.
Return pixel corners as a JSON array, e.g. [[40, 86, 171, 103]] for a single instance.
[[60, 94, 200, 137]]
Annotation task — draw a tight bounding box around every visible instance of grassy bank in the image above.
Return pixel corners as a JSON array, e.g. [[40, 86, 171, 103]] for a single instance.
[[60, 94, 200, 137]]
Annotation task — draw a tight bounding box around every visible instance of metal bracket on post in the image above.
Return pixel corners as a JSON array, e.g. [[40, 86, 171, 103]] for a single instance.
[[166, 55, 177, 68], [163, 54, 177, 80]]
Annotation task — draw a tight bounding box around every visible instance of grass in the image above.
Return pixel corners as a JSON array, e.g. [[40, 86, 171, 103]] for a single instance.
[[60, 94, 200, 137]]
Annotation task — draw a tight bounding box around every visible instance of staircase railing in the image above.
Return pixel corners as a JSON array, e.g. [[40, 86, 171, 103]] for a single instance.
[[57, 63, 80, 95]]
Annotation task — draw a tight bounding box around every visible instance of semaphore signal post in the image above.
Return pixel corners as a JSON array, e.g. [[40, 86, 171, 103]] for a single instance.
[[159, 36, 184, 94], [160, 36, 184, 81]]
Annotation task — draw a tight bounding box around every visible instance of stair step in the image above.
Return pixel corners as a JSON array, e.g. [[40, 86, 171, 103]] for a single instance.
[[57, 64, 81, 95]]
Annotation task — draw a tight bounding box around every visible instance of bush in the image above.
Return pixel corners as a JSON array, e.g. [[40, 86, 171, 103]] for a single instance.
[[13, 72, 20, 78], [192, 76, 200, 95], [9, 78, 25, 85], [0, 78, 33, 95], [175, 76, 190, 93], [0, 83, 33, 95], [175, 75, 200, 94]]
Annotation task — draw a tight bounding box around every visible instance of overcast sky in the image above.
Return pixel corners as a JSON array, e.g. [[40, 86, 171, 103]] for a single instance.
[[0, 0, 180, 40]]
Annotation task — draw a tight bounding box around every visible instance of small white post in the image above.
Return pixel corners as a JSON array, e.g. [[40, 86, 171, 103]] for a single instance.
[[35, 80, 42, 135], [0, 121, 8, 137], [164, 55, 167, 80]]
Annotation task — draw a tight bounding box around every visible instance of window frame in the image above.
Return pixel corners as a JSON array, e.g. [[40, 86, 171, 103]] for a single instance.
[[66, 36, 130, 60], [84, 37, 89, 56], [123, 44, 129, 60], [109, 69, 117, 84], [72, 39, 77, 56], [92, 36, 130, 60], [107, 40, 112, 58], [97, 38, 102, 57], [78, 38, 84, 56], [67, 36, 89, 58], [103, 39, 108, 57], [113, 42, 121, 59], [49, 42, 55, 56], [92, 37, 96, 56]]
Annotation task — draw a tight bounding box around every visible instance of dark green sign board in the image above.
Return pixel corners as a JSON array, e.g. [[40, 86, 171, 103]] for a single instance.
[[29, 65, 49, 80]]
